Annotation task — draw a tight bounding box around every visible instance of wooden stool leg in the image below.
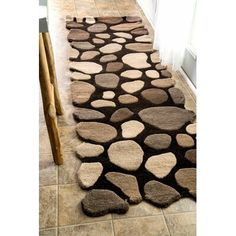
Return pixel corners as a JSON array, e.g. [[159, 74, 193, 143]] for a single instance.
[[39, 33, 63, 165], [42, 32, 64, 115]]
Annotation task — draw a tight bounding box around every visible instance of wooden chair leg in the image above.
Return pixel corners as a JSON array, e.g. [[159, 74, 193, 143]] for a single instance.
[[42, 32, 64, 115], [39, 33, 63, 165]]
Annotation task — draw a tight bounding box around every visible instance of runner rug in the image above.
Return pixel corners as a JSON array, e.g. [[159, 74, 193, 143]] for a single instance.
[[65, 16, 196, 217]]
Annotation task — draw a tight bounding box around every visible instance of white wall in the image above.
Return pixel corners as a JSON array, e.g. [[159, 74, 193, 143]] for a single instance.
[[137, 0, 157, 27]]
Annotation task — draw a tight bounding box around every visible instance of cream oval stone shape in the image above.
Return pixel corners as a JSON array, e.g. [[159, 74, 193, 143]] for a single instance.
[[186, 123, 196, 135], [76, 122, 117, 143], [70, 71, 91, 81], [105, 172, 142, 203], [71, 41, 95, 50], [112, 37, 126, 43], [85, 16, 96, 24], [145, 152, 177, 178], [99, 43, 122, 54], [176, 134, 195, 148], [73, 108, 105, 121], [80, 51, 100, 60], [102, 91, 115, 99], [135, 35, 152, 42], [76, 142, 104, 159], [145, 70, 160, 79], [121, 120, 145, 138], [121, 70, 143, 79], [96, 33, 111, 39], [69, 47, 79, 60], [69, 62, 102, 74], [114, 32, 133, 39], [108, 140, 144, 171], [151, 78, 176, 88], [91, 99, 116, 108], [92, 38, 105, 44], [87, 23, 107, 33], [118, 94, 138, 104], [77, 162, 103, 188], [121, 80, 145, 94], [122, 53, 151, 69]]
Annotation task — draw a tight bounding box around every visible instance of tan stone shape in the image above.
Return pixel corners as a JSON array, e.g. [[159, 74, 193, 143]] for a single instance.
[[76, 142, 104, 159], [126, 16, 142, 23], [67, 29, 90, 41], [77, 162, 103, 188], [70, 71, 91, 81], [125, 43, 153, 52], [71, 41, 95, 50], [131, 28, 148, 35], [186, 123, 196, 135], [151, 78, 176, 88], [92, 38, 105, 44], [91, 100, 116, 108], [105, 172, 142, 203], [100, 54, 117, 63], [176, 134, 195, 148], [175, 168, 196, 197], [121, 70, 143, 79], [112, 38, 126, 43], [141, 88, 168, 105], [102, 91, 115, 99], [145, 152, 177, 178], [85, 16, 96, 24], [150, 52, 161, 63], [156, 64, 167, 70], [99, 43, 122, 54], [114, 32, 133, 39], [108, 140, 144, 171], [73, 108, 105, 121], [144, 134, 172, 150], [110, 108, 134, 123], [145, 70, 160, 79], [66, 21, 83, 29], [121, 120, 145, 138], [121, 80, 145, 94], [106, 62, 124, 72], [95, 73, 119, 88], [76, 122, 117, 143], [168, 87, 185, 105], [110, 22, 144, 31], [122, 53, 151, 69], [80, 51, 100, 60], [135, 35, 152, 42], [69, 61, 102, 74], [138, 106, 196, 131], [71, 81, 95, 104], [87, 23, 107, 33], [185, 149, 196, 164], [95, 33, 111, 39], [118, 94, 138, 104], [69, 47, 79, 60]]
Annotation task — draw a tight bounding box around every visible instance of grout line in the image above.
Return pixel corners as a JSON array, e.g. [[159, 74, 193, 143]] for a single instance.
[[93, 0, 101, 17], [162, 214, 172, 236], [112, 214, 164, 222], [111, 217, 116, 236], [163, 211, 196, 216]]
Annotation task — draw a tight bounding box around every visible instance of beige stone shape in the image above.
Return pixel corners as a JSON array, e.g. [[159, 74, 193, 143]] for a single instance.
[[114, 32, 133, 39], [121, 80, 145, 94], [186, 123, 196, 135], [145, 70, 160, 79], [122, 53, 151, 69], [102, 91, 115, 99], [121, 70, 143, 79], [145, 152, 177, 178], [99, 43, 122, 54], [76, 142, 104, 159], [91, 99, 116, 108], [77, 162, 103, 188], [135, 35, 152, 42], [70, 71, 91, 81], [176, 134, 195, 148], [121, 120, 145, 138], [108, 140, 144, 171], [69, 61, 102, 74]]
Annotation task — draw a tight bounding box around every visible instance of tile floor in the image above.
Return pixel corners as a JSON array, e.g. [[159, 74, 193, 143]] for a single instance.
[[39, 0, 196, 235]]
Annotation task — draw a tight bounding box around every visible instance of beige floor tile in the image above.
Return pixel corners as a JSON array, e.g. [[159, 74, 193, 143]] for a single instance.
[[95, 0, 120, 16], [58, 221, 114, 236], [113, 215, 170, 236], [164, 212, 196, 236], [40, 154, 58, 186], [40, 185, 58, 229], [39, 228, 57, 236], [112, 201, 162, 219], [163, 198, 196, 214], [39, 126, 52, 155], [58, 184, 111, 226], [58, 152, 81, 184]]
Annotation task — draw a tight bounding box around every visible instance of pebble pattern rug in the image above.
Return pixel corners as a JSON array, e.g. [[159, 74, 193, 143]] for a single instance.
[[65, 16, 196, 217]]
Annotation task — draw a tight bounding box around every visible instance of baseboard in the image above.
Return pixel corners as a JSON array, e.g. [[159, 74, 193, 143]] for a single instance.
[[178, 68, 196, 96]]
